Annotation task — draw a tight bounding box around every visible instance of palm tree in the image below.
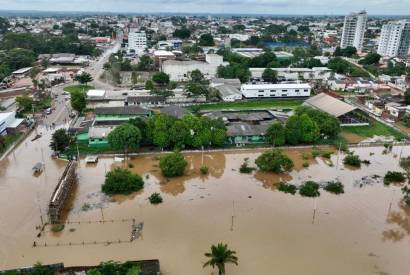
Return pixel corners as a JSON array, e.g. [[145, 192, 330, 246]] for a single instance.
[[203, 243, 238, 275]]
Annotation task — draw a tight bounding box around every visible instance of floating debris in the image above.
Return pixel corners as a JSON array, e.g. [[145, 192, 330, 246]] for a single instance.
[[130, 220, 144, 241]]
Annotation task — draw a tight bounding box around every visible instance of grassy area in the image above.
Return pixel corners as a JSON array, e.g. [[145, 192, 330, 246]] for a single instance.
[[342, 120, 406, 140], [65, 143, 119, 156], [64, 85, 94, 94], [190, 99, 303, 111], [0, 133, 22, 156]]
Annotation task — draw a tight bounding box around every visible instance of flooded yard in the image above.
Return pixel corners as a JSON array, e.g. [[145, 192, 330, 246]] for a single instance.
[[0, 127, 409, 275]]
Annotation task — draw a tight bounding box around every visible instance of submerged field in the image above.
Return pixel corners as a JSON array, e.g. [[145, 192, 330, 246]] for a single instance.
[[0, 127, 409, 275]]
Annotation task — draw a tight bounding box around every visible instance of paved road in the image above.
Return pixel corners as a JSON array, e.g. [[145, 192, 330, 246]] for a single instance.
[[87, 42, 121, 90]]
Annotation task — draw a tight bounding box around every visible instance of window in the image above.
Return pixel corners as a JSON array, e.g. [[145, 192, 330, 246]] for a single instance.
[[282, 94, 287, 97], [295, 89, 299, 92], [258, 90, 264, 93], [282, 89, 288, 92], [258, 95, 264, 97], [304, 89, 309, 92]]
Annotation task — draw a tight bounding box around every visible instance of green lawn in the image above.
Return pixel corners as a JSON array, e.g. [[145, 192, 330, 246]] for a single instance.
[[64, 85, 94, 94], [190, 99, 303, 111], [342, 121, 406, 140], [0, 133, 22, 156]]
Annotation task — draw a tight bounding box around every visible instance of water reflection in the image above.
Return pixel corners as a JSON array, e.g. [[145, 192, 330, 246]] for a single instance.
[[383, 202, 410, 242]]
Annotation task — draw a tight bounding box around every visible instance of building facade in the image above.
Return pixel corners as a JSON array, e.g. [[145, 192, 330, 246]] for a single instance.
[[377, 21, 410, 57], [241, 83, 311, 98], [128, 31, 147, 55], [340, 10, 367, 52]]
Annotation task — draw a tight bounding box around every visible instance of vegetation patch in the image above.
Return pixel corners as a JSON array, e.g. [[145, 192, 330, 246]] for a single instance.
[[255, 149, 294, 173], [102, 168, 144, 195], [343, 153, 362, 167], [190, 99, 303, 111], [239, 158, 255, 174], [63, 84, 94, 94], [342, 120, 405, 140], [324, 181, 344, 194], [299, 181, 320, 197], [51, 224, 65, 233], [200, 164, 209, 175], [159, 151, 188, 177], [149, 193, 163, 204], [383, 171, 406, 185], [278, 182, 297, 195]]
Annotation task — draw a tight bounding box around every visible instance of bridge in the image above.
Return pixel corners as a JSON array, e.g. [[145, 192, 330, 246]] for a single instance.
[[48, 160, 78, 224]]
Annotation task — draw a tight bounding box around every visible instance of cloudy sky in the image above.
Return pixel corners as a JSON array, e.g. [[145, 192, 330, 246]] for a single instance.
[[0, 0, 409, 15]]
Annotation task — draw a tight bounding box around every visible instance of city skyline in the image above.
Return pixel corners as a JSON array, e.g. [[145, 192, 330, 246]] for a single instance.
[[0, 0, 410, 15]]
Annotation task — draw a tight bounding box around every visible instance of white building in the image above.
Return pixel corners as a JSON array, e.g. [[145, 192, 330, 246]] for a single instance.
[[377, 21, 410, 57], [241, 83, 311, 98], [249, 67, 332, 81], [340, 10, 367, 52], [0, 112, 24, 135], [161, 54, 224, 81], [128, 31, 147, 55]]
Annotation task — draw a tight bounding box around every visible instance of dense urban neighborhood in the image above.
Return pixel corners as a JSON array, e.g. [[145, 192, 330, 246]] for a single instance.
[[1, 4, 410, 275]]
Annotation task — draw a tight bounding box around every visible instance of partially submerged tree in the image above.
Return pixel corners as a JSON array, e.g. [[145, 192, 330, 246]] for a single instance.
[[50, 129, 72, 152], [203, 243, 238, 275], [159, 151, 187, 177], [255, 149, 294, 173], [107, 123, 141, 160], [102, 168, 144, 195]]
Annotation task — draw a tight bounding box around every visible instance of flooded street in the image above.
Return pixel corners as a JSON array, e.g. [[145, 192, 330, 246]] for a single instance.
[[0, 128, 409, 275]]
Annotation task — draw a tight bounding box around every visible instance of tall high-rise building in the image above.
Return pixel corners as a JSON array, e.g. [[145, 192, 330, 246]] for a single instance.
[[377, 21, 410, 57], [340, 10, 367, 52], [128, 31, 147, 55]]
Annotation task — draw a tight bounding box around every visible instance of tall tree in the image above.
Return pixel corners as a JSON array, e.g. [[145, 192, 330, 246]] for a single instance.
[[70, 91, 86, 113], [199, 33, 214, 46], [299, 114, 320, 143], [262, 68, 277, 83], [107, 123, 141, 160], [266, 122, 286, 146], [50, 129, 72, 152], [75, 72, 93, 85], [203, 243, 238, 275]]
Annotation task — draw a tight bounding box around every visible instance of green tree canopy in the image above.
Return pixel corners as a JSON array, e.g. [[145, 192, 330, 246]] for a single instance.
[[102, 168, 144, 195], [199, 33, 214, 46], [75, 72, 93, 85], [299, 114, 320, 143], [152, 72, 170, 86], [70, 90, 86, 113], [107, 123, 142, 154], [262, 68, 278, 83], [50, 129, 72, 152], [266, 122, 286, 146], [255, 149, 294, 173], [159, 151, 188, 177], [203, 243, 238, 275], [173, 27, 191, 39]]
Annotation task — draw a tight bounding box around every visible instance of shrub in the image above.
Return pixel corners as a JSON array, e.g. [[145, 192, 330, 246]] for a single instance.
[[321, 151, 332, 159], [159, 151, 187, 177], [299, 181, 320, 197], [239, 158, 255, 174], [149, 193, 163, 204], [278, 182, 297, 195], [128, 163, 134, 168], [311, 148, 320, 158], [343, 153, 361, 167], [102, 168, 144, 195], [51, 224, 65, 232], [302, 152, 310, 160], [384, 171, 406, 185], [255, 149, 294, 173], [302, 161, 309, 168], [324, 181, 344, 194], [200, 164, 209, 175]]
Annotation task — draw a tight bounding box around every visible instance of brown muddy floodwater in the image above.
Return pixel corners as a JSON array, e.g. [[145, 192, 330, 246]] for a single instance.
[[0, 127, 409, 275]]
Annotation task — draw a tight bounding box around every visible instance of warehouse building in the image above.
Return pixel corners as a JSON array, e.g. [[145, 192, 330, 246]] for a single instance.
[[241, 83, 311, 98]]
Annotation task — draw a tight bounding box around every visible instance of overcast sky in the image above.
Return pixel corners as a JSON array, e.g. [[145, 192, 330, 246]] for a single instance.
[[0, 0, 409, 15]]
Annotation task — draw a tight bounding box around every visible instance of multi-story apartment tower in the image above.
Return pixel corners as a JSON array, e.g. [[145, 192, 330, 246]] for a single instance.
[[377, 21, 410, 57], [340, 10, 367, 52]]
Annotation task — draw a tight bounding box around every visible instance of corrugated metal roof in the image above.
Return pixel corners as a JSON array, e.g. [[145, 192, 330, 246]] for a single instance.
[[303, 93, 356, 118]]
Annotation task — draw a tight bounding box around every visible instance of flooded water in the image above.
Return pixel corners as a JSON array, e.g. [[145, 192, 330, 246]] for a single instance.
[[0, 128, 409, 275]]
